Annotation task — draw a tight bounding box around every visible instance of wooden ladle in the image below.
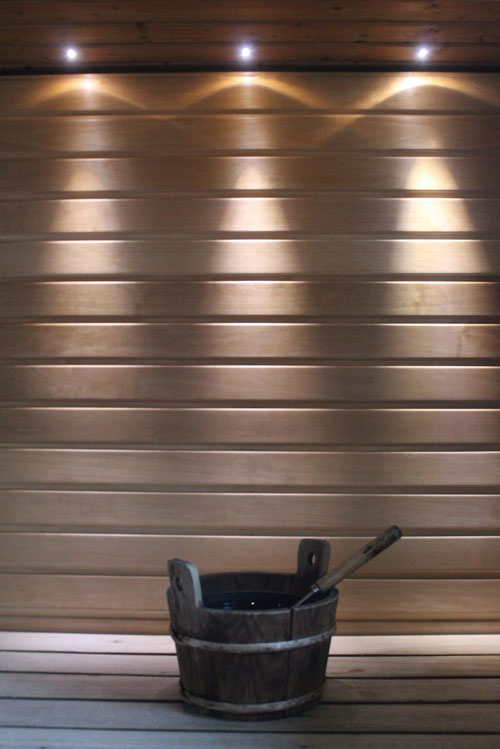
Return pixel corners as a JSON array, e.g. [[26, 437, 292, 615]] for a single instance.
[[294, 525, 403, 607]]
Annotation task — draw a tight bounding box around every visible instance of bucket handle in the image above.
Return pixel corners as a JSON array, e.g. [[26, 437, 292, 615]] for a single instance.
[[293, 538, 331, 595], [167, 558, 203, 633]]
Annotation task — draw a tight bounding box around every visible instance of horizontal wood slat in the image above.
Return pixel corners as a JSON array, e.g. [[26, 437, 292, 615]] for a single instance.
[[2, 575, 500, 622], [1, 365, 499, 404], [2, 698, 500, 734], [3, 155, 500, 194], [6, 673, 500, 703], [2, 1, 499, 25], [0, 449, 498, 489], [0, 73, 498, 114], [35, 48, 500, 69], [1, 239, 499, 279], [1, 534, 499, 577], [6, 632, 499, 655], [2, 491, 499, 535], [4, 615, 498, 636], [1, 115, 500, 156], [1, 407, 500, 446], [6, 22, 500, 47], [2, 281, 500, 319], [4, 651, 500, 678], [4, 43, 500, 68], [1, 196, 498, 237], [1, 323, 499, 361], [3, 699, 500, 735], [2, 733, 496, 749]]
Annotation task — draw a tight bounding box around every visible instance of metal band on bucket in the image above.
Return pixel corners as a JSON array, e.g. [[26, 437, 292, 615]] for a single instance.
[[171, 626, 335, 653], [180, 681, 325, 714]]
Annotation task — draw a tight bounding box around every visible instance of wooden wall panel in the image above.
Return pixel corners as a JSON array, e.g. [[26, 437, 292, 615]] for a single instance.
[[0, 71, 499, 635]]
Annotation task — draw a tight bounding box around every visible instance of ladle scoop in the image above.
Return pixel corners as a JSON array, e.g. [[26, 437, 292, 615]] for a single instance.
[[293, 525, 402, 607]]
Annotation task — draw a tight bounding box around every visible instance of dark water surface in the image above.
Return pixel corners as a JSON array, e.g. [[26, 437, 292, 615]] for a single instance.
[[203, 590, 300, 610]]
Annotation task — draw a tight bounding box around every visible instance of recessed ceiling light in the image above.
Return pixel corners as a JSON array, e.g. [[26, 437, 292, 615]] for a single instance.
[[416, 47, 430, 61], [65, 47, 78, 61], [240, 46, 252, 60]]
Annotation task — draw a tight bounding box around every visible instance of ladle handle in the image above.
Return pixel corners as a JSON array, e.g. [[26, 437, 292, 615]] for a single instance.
[[314, 525, 402, 593]]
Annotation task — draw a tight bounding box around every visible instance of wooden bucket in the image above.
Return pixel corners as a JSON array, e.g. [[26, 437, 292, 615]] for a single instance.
[[166, 539, 338, 719]]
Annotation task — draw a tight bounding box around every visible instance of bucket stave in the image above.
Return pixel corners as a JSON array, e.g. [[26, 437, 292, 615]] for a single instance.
[[167, 539, 339, 718]]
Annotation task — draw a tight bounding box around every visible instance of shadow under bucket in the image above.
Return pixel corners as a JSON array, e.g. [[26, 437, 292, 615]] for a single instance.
[[166, 539, 338, 719]]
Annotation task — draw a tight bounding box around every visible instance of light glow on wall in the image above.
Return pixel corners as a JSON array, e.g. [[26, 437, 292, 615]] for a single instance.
[[404, 158, 462, 192], [214, 106, 293, 273], [398, 159, 473, 233], [397, 197, 473, 233]]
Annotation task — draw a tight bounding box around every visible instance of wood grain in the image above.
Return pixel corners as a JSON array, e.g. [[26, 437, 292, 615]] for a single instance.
[[1, 534, 499, 577], [1, 407, 499, 446], [3, 155, 500, 194], [1, 365, 499, 403], [2, 42, 500, 67], [2, 1, 500, 25], [1, 731, 496, 749], [5, 22, 500, 46], [2, 698, 500, 732], [2, 3, 500, 73], [1, 281, 500, 319], [4, 632, 500, 655], [1, 239, 499, 279], [4, 650, 500, 678], [4, 672, 500, 703], [1, 323, 499, 360], [1, 115, 499, 156], [0, 449, 498, 489], [2, 490, 499, 535], [1, 614, 497, 636], [0, 73, 498, 114], [2, 575, 500, 623], [1, 196, 499, 237]]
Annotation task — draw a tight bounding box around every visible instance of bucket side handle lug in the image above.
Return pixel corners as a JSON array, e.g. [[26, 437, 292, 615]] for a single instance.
[[167, 558, 203, 634], [293, 539, 331, 595]]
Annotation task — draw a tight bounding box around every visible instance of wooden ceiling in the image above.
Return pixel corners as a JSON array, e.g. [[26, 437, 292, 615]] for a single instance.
[[0, 0, 499, 73]]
